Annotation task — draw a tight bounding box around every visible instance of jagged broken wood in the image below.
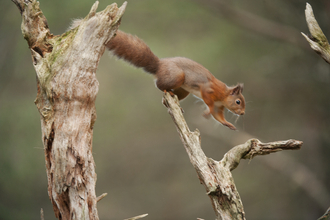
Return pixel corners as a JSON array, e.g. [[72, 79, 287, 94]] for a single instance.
[[162, 92, 303, 220], [302, 3, 330, 64], [12, 0, 126, 219]]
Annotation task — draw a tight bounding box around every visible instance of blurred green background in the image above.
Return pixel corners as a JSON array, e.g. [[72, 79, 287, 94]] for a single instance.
[[1, 0, 330, 219]]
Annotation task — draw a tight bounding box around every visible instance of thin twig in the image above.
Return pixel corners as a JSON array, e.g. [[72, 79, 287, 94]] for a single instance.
[[96, 193, 108, 202], [124, 213, 148, 220]]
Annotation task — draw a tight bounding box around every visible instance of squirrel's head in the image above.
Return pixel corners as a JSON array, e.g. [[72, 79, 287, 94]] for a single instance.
[[224, 83, 245, 115]]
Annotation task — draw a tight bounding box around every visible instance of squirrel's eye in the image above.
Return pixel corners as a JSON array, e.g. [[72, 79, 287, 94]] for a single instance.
[[236, 100, 241, 105]]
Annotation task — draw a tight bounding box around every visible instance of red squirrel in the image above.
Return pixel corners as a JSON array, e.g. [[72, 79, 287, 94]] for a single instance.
[[106, 30, 245, 130]]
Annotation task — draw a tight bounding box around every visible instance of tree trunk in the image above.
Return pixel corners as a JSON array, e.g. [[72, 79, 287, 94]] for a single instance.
[[12, 0, 126, 219]]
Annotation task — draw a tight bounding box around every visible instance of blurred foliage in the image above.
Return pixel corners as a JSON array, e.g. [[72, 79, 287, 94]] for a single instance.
[[1, 0, 330, 219]]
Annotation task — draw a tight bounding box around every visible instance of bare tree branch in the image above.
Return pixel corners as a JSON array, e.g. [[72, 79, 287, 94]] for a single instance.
[[163, 92, 245, 220], [163, 92, 303, 219], [96, 193, 108, 202], [302, 3, 330, 63], [222, 139, 302, 171], [191, 117, 330, 211]]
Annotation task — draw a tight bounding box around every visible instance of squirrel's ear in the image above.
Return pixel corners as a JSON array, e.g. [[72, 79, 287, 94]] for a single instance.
[[231, 83, 243, 95]]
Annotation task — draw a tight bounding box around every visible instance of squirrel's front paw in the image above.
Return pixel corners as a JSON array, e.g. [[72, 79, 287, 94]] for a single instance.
[[224, 122, 237, 130]]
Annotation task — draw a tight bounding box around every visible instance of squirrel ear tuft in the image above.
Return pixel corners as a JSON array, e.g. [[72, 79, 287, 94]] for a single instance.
[[231, 83, 244, 95]]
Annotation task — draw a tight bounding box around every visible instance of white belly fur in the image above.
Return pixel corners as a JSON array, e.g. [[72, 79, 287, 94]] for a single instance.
[[181, 85, 224, 108], [181, 85, 202, 98]]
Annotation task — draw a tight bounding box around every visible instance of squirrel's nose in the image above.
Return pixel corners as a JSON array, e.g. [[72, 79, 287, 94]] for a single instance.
[[240, 111, 245, 115]]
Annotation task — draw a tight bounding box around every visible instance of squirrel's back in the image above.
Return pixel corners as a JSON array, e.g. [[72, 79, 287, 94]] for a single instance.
[[106, 30, 160, 74]]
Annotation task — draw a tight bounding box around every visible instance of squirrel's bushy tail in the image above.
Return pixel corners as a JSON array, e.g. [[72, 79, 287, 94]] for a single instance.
[[106, 30, 159, 74]]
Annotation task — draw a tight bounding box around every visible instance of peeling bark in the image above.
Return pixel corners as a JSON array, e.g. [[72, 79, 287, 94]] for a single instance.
[[12, 0, 126, 219]]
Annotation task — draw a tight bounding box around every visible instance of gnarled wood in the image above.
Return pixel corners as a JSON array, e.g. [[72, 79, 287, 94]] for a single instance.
[[12, 0, 126, 219]]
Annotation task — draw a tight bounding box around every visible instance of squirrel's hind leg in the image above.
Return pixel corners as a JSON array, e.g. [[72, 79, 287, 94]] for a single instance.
[[155, 60, 185, 92], [155, 71, 185, 91]]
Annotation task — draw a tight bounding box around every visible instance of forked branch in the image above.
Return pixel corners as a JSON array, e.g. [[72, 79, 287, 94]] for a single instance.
[[162, 92, 303, 220]]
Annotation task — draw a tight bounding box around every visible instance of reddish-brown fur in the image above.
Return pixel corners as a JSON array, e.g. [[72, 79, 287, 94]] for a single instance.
[[106, 30, 159, 74], [106, 30, 245, 130]]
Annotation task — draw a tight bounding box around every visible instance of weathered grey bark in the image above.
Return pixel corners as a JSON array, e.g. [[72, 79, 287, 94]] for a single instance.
[[12, 0, 126, 219], [302, 3, 330, 64], [162, 92, 303, 220]]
